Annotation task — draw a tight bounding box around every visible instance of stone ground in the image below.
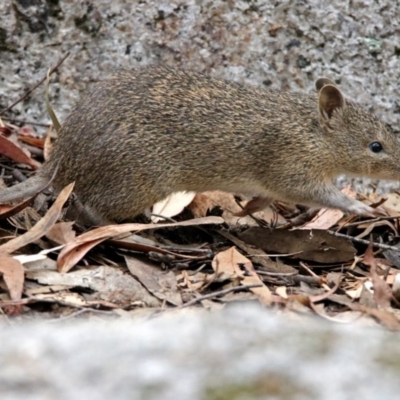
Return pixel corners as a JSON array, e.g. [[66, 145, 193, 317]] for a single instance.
[[2, 304, 400, 400], [1, 0, 399, 128]]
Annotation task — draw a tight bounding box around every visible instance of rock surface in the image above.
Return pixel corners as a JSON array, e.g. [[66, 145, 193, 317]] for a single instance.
[[1, 0, 399, 128], [1, 304, 400, 400]]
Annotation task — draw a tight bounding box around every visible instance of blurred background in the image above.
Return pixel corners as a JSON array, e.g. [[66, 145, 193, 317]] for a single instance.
[[0, 0, 399, 130]]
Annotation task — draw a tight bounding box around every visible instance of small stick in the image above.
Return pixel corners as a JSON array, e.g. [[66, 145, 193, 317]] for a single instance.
[[291, 275, 322, 286], [180, 283, 263, 308], [299, 261, 330, 290], [1, 117, 51, 127], [162, 245, 212, 254], [327, 229, 400, 252], [256, 270, 297, 277], [149, 213, 177, 223], [341, 215, 400, 227], [0, 52, 70, 115]]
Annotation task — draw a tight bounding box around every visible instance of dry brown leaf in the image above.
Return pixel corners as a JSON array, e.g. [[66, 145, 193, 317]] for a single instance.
[[109, 236, 207, 261], [178, 270, 208, 291], [189, 191, 282, 226], [188, 193, 215, 218], [0, 255, 24, 300], [217, 290, 257, 303], [383, 268, 399, 286], [22, 255, 57, 271], [57, 216, 224, 273], [24, 283, 67, 296], [239, 227, 356, 263], [17, 135, 45, 148], [189, 191, 239, 217], [28, 266, 160, 307], [359, 281, 376, 308], [382, 193, 400, 216], [0, 167, 58, 220], [287, 294, 311, 308], [299, 208, 344, 230], [0, 195, 37, 220], [310, 302, 364, 323], [345, 281, 363, 300], [151, 191, 196, 222], [212, 247, 272, 305], [211, 247, 240, 281], [309, 274, 341, 303], [125, 256, 182, 306], [235, 196, 273, 217], [45, 221, 76, 245], [0, 293, 123, 310], [355, 220, 397, 239], [275, 286, 288, 298], [0, 133, 40, 170], [28, 292, 88, 307], [363, 241, 392, 309], [0, 182, 74, 254], [239, 258, 272, 306], [218, 229, 296, 274]]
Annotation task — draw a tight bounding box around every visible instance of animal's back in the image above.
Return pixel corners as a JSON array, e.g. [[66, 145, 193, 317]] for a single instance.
[[51, 66, 317, 221]]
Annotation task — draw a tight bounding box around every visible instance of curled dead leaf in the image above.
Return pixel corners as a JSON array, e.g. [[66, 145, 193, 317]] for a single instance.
[[0, 255, 24, 300], [57, 216, 224, 273], [0, 134, 40, 170], [151, 191, 196, 222], [0, 182, 74, 254], [212, 247, 272, 305]]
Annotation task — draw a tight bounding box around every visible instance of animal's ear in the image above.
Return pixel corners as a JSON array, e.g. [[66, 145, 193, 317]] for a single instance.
[[315, 78, 336, 92], [318, 84, 346, 120]]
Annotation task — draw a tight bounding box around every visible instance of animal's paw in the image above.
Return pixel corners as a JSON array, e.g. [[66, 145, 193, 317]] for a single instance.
[[348, 201, 387, 217]]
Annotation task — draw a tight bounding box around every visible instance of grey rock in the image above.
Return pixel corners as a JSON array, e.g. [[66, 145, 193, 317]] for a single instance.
[[0, 304, 399, 400]]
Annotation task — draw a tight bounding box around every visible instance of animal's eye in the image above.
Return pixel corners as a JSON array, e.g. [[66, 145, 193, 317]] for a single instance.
[[369, 141, 383, 153]]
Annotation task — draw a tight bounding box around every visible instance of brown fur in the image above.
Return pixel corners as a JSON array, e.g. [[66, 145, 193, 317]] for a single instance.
[[2, 66, 400, 223]]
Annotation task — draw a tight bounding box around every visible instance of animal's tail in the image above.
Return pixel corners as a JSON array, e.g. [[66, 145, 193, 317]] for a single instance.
[[0, 163, 58, 203]]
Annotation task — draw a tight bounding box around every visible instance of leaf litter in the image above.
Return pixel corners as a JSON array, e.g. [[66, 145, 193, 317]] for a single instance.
[[0, 175, 398, 330]]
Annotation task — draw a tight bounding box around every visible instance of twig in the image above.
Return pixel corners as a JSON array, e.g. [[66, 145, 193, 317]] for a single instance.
[[0, 52, 70, 115], [299, 261, 330, 290], [2, 117, 51, 127], [161, 245, 212, 254], [327, 229, 400, 252], [150, 213, 177, 223], [291, 274, 322, 286], [180, 283, 263, 308], [256, 270, 297, 277], [341, 215, 400, 227]]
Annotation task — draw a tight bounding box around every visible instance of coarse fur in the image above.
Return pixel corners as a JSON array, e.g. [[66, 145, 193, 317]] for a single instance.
[[1, 66, 400, 223]]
